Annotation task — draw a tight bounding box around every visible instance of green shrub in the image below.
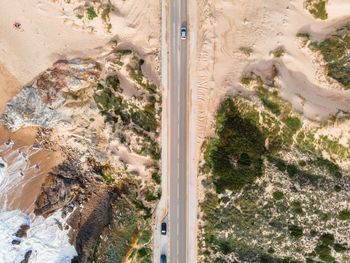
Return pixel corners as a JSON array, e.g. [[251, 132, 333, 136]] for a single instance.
[[333, 243, 347, 253], [139, 229, 152, 244], [137, 247, 150, 258], [309, 29, 350, 89], [67, 92, 79, 100], [106, 75, 122, 92], [118, 133, 126, 144], [306, 0, 328, 20], [130, 107, 158, 132], [273, 48, 285, 58], [102, 172, 114, 184], [319, 233, 335, 246], [313, 157, 342, 178], [86, 6, 98, 20], [117, 49, 133, 55], [270, 157, 322, 186], [291, 201, 303, 215], [272, 191, 284, 200], [288, 225, 303, 238], [101, 5, 111, 22], [241, 77, 252, 85], [338, 209, 350, 220], [239, 47, 253, 56], [314, 242, 336, 263], [152, 171, 161, 184], [260, 96, 281, 115], [267, 248, 275, 254], [306, 258, 315, 263], [284, 117, 302, 133], [145, 191, 160, 202], [97, 83, 104, 90], [204, 98, 266, 193], [334, 185, 341, 192]]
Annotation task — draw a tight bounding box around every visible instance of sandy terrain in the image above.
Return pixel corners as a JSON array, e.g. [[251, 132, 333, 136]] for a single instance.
[[188, 0, 350, 259], [0, 65, 21, 114], [0, 1, 161, 261], [0, 125, 63, 213], [0, 0, 160, 94], [190, 0, 350, 151], [0, 0, 161, 213]]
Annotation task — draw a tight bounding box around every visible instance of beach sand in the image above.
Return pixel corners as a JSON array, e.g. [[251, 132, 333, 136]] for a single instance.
[[0, 125, 63, 213], [0, 64, 21, 114], [0, 0, 160, 86]]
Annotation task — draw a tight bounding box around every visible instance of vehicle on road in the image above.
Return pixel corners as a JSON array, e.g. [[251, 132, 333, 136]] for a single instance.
[[181, 25, 187, 40], [161, 222, 167, 235], [161, 254, 167, 263]]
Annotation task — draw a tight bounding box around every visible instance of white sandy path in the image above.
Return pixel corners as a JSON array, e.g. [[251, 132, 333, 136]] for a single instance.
[[327, 0, 350, 19]]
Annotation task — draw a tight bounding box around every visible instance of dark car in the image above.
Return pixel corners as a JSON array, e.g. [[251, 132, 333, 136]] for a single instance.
[[161, 254, 167, 263], [161, 222, 167, 235]]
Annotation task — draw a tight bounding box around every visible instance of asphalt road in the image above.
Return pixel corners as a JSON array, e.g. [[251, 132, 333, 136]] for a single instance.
[[168, 0, 188, 262]]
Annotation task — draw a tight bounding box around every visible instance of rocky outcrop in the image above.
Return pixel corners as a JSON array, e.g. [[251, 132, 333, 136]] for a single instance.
[[20, 250, 32, 263], [36, 59, 101, 99], [3, 50, 161, 262], [1, 86, 65, 130], [14, 224, 30, 238], [34, 160, 94, 216], [68, 187, 118, 262], [0, 59, 101, 131]]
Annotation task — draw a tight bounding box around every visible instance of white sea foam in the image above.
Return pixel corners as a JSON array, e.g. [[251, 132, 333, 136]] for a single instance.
[[0, 209, 77, 263], [0, 140, 77, 262], [0, 140, 41, 210]]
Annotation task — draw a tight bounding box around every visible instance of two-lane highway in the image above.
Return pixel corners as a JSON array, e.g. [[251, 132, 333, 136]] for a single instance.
[[168, 0, 188, 262]]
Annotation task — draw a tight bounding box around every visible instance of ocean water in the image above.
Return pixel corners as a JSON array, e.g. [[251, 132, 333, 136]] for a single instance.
[[0, 139, 77, 262]]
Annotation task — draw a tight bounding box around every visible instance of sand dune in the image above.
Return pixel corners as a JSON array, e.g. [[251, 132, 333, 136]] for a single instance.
[[190, 0, 350, 146]]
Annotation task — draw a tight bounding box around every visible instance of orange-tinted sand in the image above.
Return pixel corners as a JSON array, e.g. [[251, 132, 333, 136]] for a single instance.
[[0, 125, 63, 213], [0, 64, 21, 114]]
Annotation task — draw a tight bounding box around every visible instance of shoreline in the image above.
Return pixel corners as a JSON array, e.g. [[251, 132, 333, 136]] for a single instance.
[[0, 125, 63, 213]]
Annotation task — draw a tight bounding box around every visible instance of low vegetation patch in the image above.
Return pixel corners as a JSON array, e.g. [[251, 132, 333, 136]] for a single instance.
[[305, 0, 328, 20], [89, 179, 155, 263], [199, 94, 350, 262], [308, 26, 350, 89], [86, 6, 98, 20], [272, 47, 285, 58], [272, 191, 284, 200], [338, 210, 350, 221], [288, 225, 303, 238], [204, 98, 266, 193]]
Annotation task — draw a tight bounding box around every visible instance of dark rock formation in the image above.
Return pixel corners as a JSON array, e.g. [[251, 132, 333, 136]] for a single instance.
[[34, 160, 94, 216], [20, 250, 32, 263], [68, 186, 119, 263], [11, 239, 21, 245], [14, 224, 30, 238]]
